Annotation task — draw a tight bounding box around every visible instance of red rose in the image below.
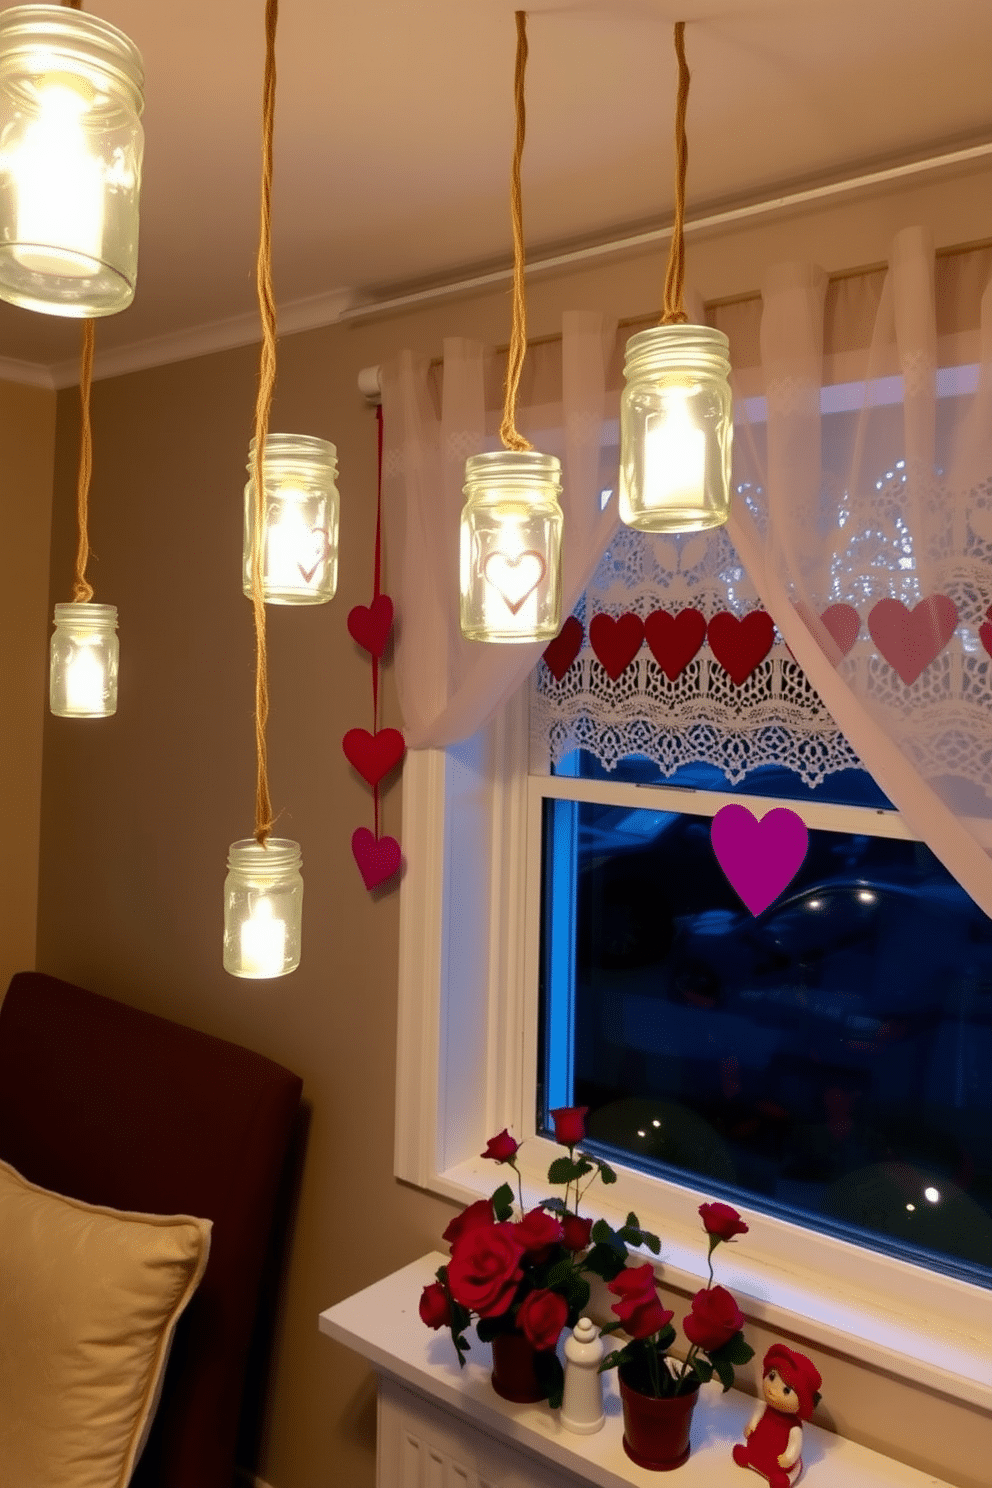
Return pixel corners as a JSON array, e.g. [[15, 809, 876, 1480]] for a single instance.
[[447, 1224, 526, 1318], [561, 1214, 593, 1252], [516, 1208, 565, 1254], [442, 1197, 494, 1249], [682, 1284, 745, 1352], [516, 1288, 569, 1351], [550, 1106, 589, 1147], [482, 1129, 520, 1163], [699, 1201, 749, 1242], [419, 1281, 451, 1330], [608, 1263, 673, 1341]]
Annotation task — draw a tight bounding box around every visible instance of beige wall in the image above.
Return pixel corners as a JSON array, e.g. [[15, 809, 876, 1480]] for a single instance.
[[0, 379, 55, 990], [34, 163, 992, 1488]]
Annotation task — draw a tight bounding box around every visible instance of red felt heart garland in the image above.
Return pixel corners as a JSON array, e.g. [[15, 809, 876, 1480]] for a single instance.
[[345, 407, 402, 891], [644, 608, 706, 680], [590, 612, 645, 679], [707, 611, 776, 685], [542, 615, 584, 680], [980, 605, 992, 659], [867, 595, 958, 685]]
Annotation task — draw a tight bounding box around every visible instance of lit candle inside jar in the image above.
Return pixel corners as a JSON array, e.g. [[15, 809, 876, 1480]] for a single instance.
[[643, 391, 706, 517], [239, 897, 286, 978], [13, 74, 104, 276], [264, 491, 320, 595], [65, 643, 106, 714]]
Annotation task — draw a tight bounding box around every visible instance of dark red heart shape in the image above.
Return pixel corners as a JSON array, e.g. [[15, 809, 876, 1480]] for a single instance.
[[644, 608, 706, 681], [589, 613, 644, 680], [351, 828, 402, 890], [342, 727, 406, 786], [708, 611, 776, 685], [981, 621, 992, 659], [542, 616, 583, 680], [347, 595, 394, 659], [868, 595, 958, 685]]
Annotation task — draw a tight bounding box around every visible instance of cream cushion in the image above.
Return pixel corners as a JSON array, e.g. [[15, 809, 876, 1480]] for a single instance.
[[0, 1157, 212, 1488]]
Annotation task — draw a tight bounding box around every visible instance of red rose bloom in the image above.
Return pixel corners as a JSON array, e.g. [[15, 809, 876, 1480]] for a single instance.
[[682, 1284, 745, 1352], [447, 1224, 526, 1318], [516, 1207, 565, 1254], [549, 1106, 589, 1147], [442, 1197, 494, 1249], [516, 1288, 569, 1351], [482, 1129, 520, 1163], [419, 1281, 451, 1330], [561, 1213, 593, 1252], [698, 1201, 749, 1242], [608, 1263, 673, 1340]]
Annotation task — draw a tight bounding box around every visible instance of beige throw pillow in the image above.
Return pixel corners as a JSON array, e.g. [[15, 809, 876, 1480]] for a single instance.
[[0, 1157, 211, 1488]]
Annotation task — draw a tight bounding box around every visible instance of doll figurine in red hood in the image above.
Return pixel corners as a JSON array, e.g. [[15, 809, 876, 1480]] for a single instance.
[[732, 1344, 822, 1487]]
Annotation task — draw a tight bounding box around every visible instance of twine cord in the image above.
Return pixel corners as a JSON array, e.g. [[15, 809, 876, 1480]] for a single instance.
[[250, 0, 279, 847], [499, 11, 533, 452], [660, 21, 691, 327], [72, 320, 95, 603]]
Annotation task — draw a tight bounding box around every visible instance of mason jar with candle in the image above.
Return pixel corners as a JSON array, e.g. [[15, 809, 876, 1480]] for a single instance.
[[0, 5, 144, 316], [619, 325, 733, 533], [50, 601, 118, 717], [459, 449, 563, 643], [223, 839, 303, 979], [243, 434, 339, 606]]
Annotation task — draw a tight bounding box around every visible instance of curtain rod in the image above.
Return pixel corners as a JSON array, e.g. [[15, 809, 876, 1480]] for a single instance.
[[345, 139, 992, 338]]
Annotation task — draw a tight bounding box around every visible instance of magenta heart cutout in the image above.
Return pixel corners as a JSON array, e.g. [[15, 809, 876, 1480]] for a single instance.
[[342, 727, 406, 786], [710, 804, 809, 917], [347, 595, 394, 659], [707, 610, 776, 686], [542, 615, 583, 680], [868, 595, 958, 685], [589, 612, 644, 680], [644, 608, 706, 681], [351, 828, 402, 890]]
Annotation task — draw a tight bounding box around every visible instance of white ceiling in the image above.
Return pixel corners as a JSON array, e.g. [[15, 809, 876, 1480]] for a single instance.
[[2, 0, 991, 384]]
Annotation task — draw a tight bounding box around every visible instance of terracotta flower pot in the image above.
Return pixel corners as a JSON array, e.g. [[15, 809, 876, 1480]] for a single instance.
[[490, 1330, 552, 1403], [619, 1364, 700, 1470]]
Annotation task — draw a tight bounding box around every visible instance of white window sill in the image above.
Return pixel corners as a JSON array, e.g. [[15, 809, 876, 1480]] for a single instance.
[[319, 1253, 959, 1488]]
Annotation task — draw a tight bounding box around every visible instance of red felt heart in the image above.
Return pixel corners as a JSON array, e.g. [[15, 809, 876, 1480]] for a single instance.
[[542, 616, 583, 680], [644, 608, 706, 681], [342, 727, 406, 786], [589, 613, 645, 680], [707, 611, 776, 685], [351, 828, 402, 891], [347, 595, 394, 659], [819, 603, 860, 658], [981, 621, 992, 659], [868, 595, 958, 685]]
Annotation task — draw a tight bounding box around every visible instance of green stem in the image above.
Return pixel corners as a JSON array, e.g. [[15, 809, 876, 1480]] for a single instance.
[[648, 1338, 662, 1398]]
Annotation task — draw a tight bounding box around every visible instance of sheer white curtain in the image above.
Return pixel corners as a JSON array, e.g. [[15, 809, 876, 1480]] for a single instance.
[[730, 227, 992, 916], [381, 310, 617, 748]]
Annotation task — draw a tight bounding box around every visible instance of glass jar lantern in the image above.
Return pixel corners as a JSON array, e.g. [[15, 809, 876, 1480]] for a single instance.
[[460, 450, 563, 643], [0, 5, 144, 317], [223, 838, 303, 979], [50, 601, 118, 717], [243, 434, 339, 605], [619, 325, 733, 533]]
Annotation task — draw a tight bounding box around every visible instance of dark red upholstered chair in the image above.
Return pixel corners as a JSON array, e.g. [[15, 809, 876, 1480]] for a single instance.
[[0, 970, 304, 1488]]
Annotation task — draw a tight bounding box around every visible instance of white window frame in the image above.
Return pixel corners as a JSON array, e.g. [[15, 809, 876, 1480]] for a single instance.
[[394, 681, 992, 1413]]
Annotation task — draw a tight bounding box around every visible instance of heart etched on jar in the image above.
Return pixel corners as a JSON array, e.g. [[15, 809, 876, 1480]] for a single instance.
[[483, 549, 546, 613], [297, 526, 331, 583]]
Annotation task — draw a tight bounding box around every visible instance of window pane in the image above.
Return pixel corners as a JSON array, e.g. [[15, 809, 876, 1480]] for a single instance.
[[539, 796, 992, 1286]]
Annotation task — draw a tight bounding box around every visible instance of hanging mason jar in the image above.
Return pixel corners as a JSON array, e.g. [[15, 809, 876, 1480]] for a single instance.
[[223, 838, 303, 979], [243, 434, 339, 606], [460, 450, 563, 643], [50, 601, 118, 717], [619, 325, 733, 533], [0, 6, 144, 317]]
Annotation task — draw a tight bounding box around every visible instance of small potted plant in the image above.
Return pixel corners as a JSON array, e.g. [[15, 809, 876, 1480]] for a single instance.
[[419, 1106, 660, 1407], [598, 1201, 755, 1470]]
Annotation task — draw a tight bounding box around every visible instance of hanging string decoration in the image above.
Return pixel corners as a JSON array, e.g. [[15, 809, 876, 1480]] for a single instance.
[[346, 406, 404, 891]]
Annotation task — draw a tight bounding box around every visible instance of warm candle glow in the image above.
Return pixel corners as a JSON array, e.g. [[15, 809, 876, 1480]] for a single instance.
[[239, 897, 286, 979], [13, 74, 103, 276], [642, 392, 707, 519], [65, 643, 106, 714]]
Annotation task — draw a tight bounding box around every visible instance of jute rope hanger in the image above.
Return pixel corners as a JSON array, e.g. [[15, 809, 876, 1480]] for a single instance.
[[249, 0, 280, 847], [66, 0, 94, 601], [660, 20, 691, 328], [499, 10, 533, 453]]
